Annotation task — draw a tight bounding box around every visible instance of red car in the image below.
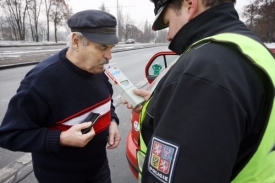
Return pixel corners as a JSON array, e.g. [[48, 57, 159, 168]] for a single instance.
[[125, 51, 179, 178]]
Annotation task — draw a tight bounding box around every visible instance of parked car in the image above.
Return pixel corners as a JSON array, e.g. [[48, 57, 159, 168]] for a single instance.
[[126, 39, 135, 44], [125, 51, 179, 178], [125, 48, 275, 179]]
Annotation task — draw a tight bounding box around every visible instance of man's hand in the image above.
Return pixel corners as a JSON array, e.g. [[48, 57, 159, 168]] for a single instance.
[[122, 88, 151, 113], [60, 122, 95, 147], [107, 121, 121, 149]]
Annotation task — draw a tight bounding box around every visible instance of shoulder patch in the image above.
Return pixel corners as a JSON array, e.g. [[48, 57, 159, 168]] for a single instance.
[[148, 136, 179, 183]]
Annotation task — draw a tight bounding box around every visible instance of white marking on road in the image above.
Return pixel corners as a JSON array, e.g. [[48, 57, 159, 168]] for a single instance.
[[1, 55, 21, 58], [143, 53, 153, 56], [142, 50, 169, 57], [1, 49, 61, 55]]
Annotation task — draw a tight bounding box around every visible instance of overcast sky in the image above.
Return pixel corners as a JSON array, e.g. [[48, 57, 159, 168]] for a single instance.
[[65, 0, 251, 25]]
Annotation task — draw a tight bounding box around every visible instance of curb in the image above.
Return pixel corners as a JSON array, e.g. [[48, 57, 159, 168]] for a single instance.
[[0, 153, 33, 183], [0, 62, 40, 70], [0, 43, 66, 48]]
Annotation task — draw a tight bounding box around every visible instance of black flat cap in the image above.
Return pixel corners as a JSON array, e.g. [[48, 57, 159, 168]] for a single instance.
[[68, 10, 118, 44], [150, 0, 170, 30]]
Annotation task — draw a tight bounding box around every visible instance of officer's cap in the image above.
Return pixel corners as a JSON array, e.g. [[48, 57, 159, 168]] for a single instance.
[[150, 0, 170, 31], [67, 10, 118, 44]]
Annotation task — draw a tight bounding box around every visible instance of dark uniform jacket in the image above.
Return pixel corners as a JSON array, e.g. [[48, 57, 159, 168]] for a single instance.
[[141, 3, 273, 182]]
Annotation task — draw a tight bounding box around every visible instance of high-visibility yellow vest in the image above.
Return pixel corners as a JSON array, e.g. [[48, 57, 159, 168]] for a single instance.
[[137, 33, 275, 183]]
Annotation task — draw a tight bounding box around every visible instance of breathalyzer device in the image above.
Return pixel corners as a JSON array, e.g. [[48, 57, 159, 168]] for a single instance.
[[104, 66, 145, 108]]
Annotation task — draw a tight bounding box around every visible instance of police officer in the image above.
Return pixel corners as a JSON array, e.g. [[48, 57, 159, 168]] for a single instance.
[[124, 0, 275, 182]]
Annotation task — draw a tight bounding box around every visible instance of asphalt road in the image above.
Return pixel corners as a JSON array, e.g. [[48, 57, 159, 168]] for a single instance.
[[0, 45, 169, 182]]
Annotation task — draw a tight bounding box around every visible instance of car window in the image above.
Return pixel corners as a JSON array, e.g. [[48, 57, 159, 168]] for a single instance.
[[148, 55, 179, 76], [147, 55, 179, 92], [147, 65, 170, 93], [166, 55, 180, 67], [148, 56, 165, 76]]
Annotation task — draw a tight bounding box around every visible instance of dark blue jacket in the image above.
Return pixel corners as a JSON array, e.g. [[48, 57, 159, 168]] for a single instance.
[[0, 48, 119, 182]]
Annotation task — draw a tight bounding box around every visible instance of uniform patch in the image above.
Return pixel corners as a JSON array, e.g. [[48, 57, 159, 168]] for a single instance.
[[148, 136, 179, 183]]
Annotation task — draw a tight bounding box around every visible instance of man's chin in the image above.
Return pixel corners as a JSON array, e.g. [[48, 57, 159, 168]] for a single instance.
[[87, 66, 104, 74], [95, 66, 104, 73]]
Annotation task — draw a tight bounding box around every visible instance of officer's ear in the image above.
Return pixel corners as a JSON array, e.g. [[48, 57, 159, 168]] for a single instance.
[[186, 0, 198, 20]]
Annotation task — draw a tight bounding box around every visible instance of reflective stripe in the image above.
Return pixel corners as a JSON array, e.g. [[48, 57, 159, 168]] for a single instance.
[[137, 150, 146, 172], [137, 98, 152, 181], [137, 150, 146, 183], [138, 175, 142, 183], [189, 33, 275, 183], [139, 98, 152, 152], [63, 101, 111, 125], [48, 100, 112, 133], [48, 112, 111, 134]]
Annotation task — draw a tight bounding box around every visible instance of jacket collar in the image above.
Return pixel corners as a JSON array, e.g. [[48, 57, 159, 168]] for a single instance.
[[169, 3, 242, 54]]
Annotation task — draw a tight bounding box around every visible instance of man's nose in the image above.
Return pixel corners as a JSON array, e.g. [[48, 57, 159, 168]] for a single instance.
[[104, 50, 112, 60], [167, 34, 172, 42]]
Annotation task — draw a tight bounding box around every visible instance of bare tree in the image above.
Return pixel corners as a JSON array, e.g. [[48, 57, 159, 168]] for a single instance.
[[141, 19, 152, 43], [0, 16, 14, 40], [50, 0, 72, 43], [27, 0, 42, 42], [129, 24, 142, 42], [99, 2, 109, 12], [0, 0, 28, 40], [44, 0, 54, 41], [124, 13, 135, 40], [0, 12, 18, 40], [117, 4, 124, 41], [241, 0, 275, 42], [242, 0, 260, 30], [258, 0, 275, 42], [155, 29, 168, 43]]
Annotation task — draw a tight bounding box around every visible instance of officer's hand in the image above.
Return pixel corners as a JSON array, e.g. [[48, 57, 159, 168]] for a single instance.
[[60, 122, 95, 147], [107, 121, 121, 149], [122, 88, 151, 113]]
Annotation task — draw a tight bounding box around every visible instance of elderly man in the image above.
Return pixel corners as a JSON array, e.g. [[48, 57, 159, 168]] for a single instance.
[[0, 10, 121, 183]]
